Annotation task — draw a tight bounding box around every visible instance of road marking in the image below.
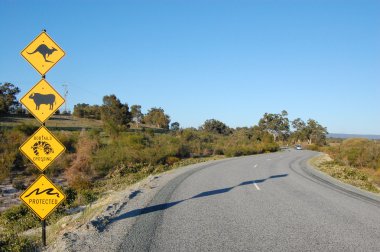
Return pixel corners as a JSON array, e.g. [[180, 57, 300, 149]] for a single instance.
[[254, 164, 258, 168], [266, 158, 271, 161], [254, 183, 261, 191]]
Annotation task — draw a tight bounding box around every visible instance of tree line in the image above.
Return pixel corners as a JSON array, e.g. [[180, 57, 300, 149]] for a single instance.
[[73, 95, 172, 135], [1, 82, 328, 145]]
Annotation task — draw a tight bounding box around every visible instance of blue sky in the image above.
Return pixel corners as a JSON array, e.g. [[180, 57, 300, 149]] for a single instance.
[[1, 0, 379, 134]]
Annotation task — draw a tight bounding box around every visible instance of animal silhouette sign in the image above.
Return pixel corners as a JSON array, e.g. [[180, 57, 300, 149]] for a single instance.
[[28, 44, 58, 63], [20, 174, 66, 220], [20, 79, 65, 123], [19, 126, 66, 172], [21, 31, 65, 75], [29, 93, 56, 110]]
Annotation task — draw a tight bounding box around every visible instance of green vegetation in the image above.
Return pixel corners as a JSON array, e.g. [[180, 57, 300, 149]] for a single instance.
[[311, 138, 380, 193], [291, 118, 328, 145], [1, 82, 331, 250], [0, 83, 23, 115]]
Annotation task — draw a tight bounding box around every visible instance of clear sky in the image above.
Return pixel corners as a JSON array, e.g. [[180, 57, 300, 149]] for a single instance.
[[1, 0, 379, 134]]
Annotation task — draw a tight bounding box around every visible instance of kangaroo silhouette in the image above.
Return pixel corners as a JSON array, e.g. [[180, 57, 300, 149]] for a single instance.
[[28, 44, 57, 63]]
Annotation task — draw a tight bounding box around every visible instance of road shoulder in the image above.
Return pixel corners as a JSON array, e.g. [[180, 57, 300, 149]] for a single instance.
[[304, 152, 380, 206]]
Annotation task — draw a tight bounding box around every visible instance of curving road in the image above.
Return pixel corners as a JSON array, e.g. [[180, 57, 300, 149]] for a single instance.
[[119, 150, 380, 251]]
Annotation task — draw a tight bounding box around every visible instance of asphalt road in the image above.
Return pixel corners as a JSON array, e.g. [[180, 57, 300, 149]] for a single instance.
[[119, 150, 380, 252]]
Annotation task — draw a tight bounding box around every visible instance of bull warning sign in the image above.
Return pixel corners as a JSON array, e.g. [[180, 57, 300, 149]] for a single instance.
[[19, 126, 66, 171], [21, 31, 65, 75], [20, 174, 66, 220], [20, 79, 65, 123]]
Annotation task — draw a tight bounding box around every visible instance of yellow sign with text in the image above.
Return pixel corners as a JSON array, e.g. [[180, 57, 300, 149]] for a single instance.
[[20, 175, 66, 220], [20, 79, 65, 123], [19, 126, 65, 172], [21, 31, 65, 75]]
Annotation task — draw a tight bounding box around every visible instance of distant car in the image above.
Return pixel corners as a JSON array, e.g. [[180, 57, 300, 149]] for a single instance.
[[295, 145, 302, 150]]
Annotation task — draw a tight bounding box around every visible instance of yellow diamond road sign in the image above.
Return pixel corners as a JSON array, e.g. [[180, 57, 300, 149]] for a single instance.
[[19, 126, 65, 172], [20, 79, 65, 123], [20, 174, 66, 220], [21, 31, 65, 75]]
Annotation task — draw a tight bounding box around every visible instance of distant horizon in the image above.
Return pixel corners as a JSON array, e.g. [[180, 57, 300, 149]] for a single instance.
[[328, 133, 380, 140], [1, 1, 379, 135]]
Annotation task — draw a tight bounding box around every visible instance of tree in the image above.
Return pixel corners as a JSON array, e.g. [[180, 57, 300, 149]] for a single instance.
[[291, 118, 306, 143], [143, 107, 170, 129], [101, 95, 132, 136], [304, 119, 328, 145], [170, 122, 180, 131], [73, 103, 101, 119], [0, 83, 21, 115], [201, 119, 232, 135], [258, 110, 290, 141], [131, 105, 143, 127]]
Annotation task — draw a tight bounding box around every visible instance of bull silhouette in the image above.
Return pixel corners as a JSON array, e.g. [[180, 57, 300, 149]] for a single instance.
[[29, 93, 56, 110]]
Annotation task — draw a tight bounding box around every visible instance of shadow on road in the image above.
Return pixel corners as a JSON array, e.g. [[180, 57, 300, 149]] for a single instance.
[[111, 173, 288, 223]]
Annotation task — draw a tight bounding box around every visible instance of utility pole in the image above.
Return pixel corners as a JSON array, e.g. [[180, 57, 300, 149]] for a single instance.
[[62, 84, 68, 114]]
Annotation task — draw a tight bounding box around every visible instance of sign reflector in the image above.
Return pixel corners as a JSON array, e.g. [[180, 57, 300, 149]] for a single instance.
[[19, 126, 66, 172], [21, 31, 65, 75], [20, 174, 66, 220]]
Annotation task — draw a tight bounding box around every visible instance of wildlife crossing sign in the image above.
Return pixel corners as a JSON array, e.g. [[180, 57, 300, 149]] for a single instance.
[[19, 126, 66, 172], [20, 79, 65, 123], [20, 174, 66, 220], [21, 31, 65, 75]]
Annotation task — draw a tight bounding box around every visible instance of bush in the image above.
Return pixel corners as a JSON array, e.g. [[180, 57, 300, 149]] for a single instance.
[[327, 138, 380, 170], [14, 123, 39, 136], [0, 205, 40, 233], [0, 232, 38, 252], [78, 190, 98, 205], [305, 144, 319, 151], [63, 187, 77, 207], [165, 156, 180, 166], [12, 180, 26, 191]]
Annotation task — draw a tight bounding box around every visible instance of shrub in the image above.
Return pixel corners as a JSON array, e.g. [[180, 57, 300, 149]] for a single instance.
[[65, 131, 98, 190], [0, 205, 40, 233], [0, 232, 38, 252], [12, 180, 26, 191], [14, 123, 38, 136], [166, 156, 180, 166], [78, 190, 98, 205]]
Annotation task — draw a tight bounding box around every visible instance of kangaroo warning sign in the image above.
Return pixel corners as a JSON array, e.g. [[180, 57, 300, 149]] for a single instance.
[[20, 174, 66, 220], [21, 31, 65, 75], [20, 79, 65, 123], [19, 126, 66, 172]]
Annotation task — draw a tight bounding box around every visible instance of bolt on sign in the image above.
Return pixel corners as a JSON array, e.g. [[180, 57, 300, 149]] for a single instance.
[[21, 31, 65, 75], [20, 79, 65, 124], [19, 126, 65, 172], [20, 174, 66, 220]]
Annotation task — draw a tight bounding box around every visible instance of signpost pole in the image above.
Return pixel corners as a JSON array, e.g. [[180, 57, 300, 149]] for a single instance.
[[42, 122, 46, 247], [42, 219, 47, 247]]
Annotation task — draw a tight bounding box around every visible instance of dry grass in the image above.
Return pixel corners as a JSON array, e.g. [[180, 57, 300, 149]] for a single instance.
[[311, 154, 380, 193], [0, 115, 103, 129]]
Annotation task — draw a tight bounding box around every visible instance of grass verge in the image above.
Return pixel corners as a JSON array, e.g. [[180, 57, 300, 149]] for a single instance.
[[310, 154, 380, 194]]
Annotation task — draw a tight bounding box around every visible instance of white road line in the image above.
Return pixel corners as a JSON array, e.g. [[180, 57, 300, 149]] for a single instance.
[[254, 164, 258, 168], [266, 158, 271, 161], [254, 183, 261, 191]]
